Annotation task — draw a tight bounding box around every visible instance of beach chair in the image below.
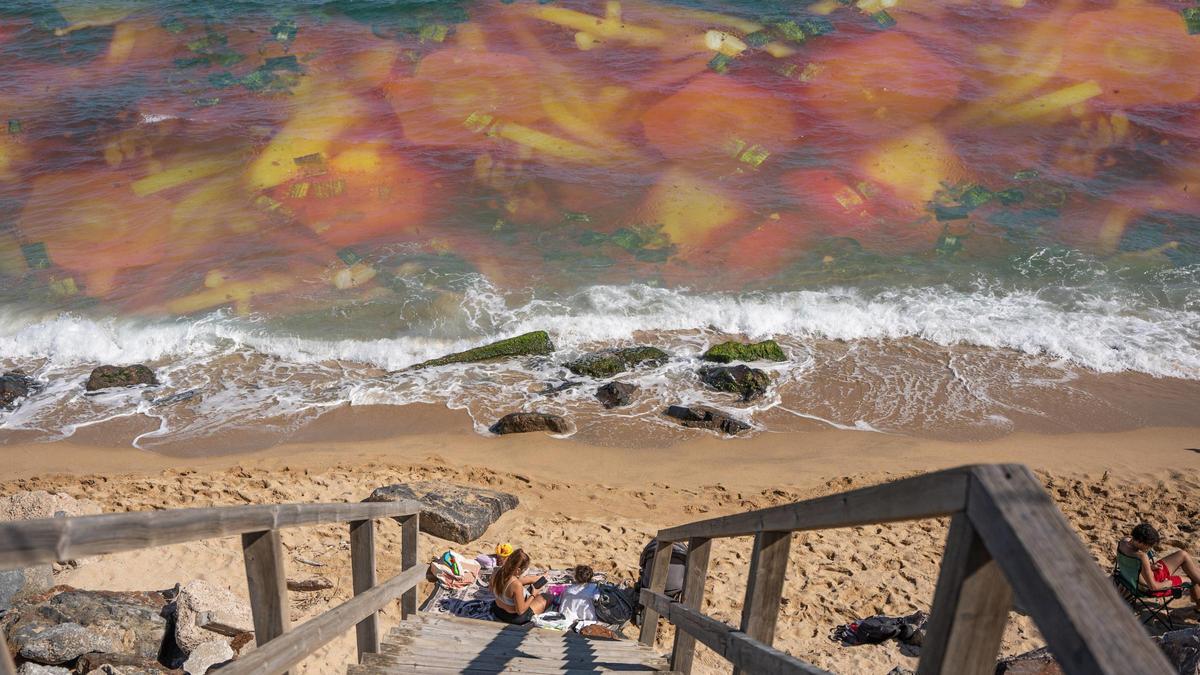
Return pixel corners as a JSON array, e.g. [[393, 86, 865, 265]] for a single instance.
[[1112, 553, 1192, 631]]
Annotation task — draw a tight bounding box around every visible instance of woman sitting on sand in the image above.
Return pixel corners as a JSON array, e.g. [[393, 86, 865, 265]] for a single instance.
[[1117, 522, 1200, 607], [489, 548, 549, 625]]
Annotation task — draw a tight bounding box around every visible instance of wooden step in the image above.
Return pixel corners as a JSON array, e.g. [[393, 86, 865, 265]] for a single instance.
[[377, 644, 665, 668], [366, 651, 662, 673], [351, 665, 683, 675], [387, 627, 651, 654]]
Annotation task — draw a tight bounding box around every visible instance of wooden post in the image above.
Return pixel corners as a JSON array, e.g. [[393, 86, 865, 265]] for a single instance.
[[242, 529, 289, 652], [1, 640, 16, 675], [399, 514, 418, 618], [917, 513, 1012, 675], [671, 537, 712, 674], [350, 519, 379, 660], [638, 539, 676, 646], [734, 530, 791, 675]]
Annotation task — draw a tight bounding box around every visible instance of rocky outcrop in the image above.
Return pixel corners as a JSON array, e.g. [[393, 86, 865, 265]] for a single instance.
[[4, 587, 171, 664], [1, 370, 36, 409], [698, 365, 771, 401], [410, 331, 554, 369], [85, 365, 158, 392], [17, 664, 71, 675], [76, 652, 178, 674], [595, 382, 637, 409], [1158, 626, 1200, 675], [664, 405, 751, 435], [173, 580, 253, 655], [0, 567, 53, 614], [563, 347, 669, 378], [701, 340, 787, 363], [0, 491, 103, 610], [182, 640, 233, 675], [489, 412, 571, 435], [366, 481, 518, 544]]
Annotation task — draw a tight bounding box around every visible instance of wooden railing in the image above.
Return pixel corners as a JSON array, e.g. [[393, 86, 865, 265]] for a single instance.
[[638, 464, 1176, 675], [0, 500, 422, 675]]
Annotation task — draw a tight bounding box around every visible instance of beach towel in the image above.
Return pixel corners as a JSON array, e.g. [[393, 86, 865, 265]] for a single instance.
[[419, 567, 622, 632]]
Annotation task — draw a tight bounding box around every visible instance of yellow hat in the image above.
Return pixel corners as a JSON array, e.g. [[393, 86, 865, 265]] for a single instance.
[[495, 543, 514, 557]]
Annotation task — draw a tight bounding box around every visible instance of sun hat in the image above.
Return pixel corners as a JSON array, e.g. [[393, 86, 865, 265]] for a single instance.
[[495, 543, 514, 557]]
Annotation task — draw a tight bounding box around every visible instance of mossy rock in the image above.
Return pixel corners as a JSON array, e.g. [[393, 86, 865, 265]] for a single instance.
[[411, 331, 554, 369], [84, 365, 158, 392], [563, 346, 669, 378], [698, 365, 771, 402], [701, 340, 786, 363]]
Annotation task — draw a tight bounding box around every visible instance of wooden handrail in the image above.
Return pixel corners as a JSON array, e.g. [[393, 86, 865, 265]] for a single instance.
[[0, 500, 422, 675], [0, 500, 421, 568], [641, 464, 1177, 675]]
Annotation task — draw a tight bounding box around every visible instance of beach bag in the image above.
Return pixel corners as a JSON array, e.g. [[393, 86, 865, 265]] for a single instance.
[[594, 583, 637, 625]]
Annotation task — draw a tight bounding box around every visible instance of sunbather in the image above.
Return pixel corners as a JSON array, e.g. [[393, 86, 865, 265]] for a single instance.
[[489, 548, 549, 625], [1117, 522, 1200, 608]]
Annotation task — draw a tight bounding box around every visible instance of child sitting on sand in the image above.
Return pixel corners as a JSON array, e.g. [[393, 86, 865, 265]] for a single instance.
[[1116, 522, 1200, 607]]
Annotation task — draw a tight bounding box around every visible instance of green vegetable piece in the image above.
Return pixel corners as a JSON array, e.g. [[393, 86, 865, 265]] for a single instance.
[[745, 30, 771, 47], [463, 111, 495, 133], [797, 17, 835, 37], [337, 247, 363, 266], [769, 20, 807, 43], [708, 53, 733, 74], [739, 145, 770, 168], [872, 11, 896, 28], [7, 119, 21, 135], [21, 242, 51, 270], [960, 184, 993, 209], [49, 277, 78, 297], [702, 340, 787, 363], [996, 188, 1025, 205], [418, 23, 449, 42], [409, 330, 555, 370], [1183, 7, 1200, 35]]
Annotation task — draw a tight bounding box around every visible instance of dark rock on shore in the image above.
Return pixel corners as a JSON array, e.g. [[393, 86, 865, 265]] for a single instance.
[[85, 365, 158, 392], [564, 346, 669, 378], [702, 340, 787, 363], [489, 412, 570, 435], [409, 331, 554, 370], [698, 365, 771, 401], [595, 382, 638, 409], [1, 370, 35, 409], [77, 652, 179, 674], [3, 586, 170, 664], [999, 626, 1200, 675], [0, 566, 53, 613], [664, 405, 750, 435], [538, 381, 581, 397], [366, 481, 518, 544]]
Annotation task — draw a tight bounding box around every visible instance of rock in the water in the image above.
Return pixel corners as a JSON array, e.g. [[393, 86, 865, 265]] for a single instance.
[[0, 566, 53, 613], [18, 664, 71, 675], [76, 653, 177, 674], [1, 370, 35, 409], [701, 340, 787, 363], [174, 580, 253, 655], [595, 382, 637, 409], [664, 405, 751, 435], [489, 412, 570, 435], [698, 365, 771, 401], [4, 587, 170, 663], [183, 640, 234, 674], [410, 331, 554, 369], [85, 365, 158, 392], [563, 346, 669, 378], [365, 481, 519, 544]]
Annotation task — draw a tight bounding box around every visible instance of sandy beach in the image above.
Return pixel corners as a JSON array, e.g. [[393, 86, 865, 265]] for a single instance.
[[4, 405, 1199, 674]]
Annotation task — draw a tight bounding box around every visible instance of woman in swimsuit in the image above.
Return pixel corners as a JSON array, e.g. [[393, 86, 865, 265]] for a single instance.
[[1117, 522, 1200, 608], [488, 548, 549, 625]]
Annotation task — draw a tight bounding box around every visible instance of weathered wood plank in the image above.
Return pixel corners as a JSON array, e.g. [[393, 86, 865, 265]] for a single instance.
[[0, 641, 15, 675], [965, 464, 1174, 675], [221, 564, 424, 675], [656, 467, 971, 541], [638, 539, 676, 646], [735, 531, 791, 675], [243, 529, 289, 651], [383, 633, 661, 656], [640, 590, 831, 675], [400, 514, 418, 618], [917, 513, 1012, 675], [671, 537, 711, 674], [372, 648, 660, 670], [350, 519, 379, 661], [0, 500, 421, 569]]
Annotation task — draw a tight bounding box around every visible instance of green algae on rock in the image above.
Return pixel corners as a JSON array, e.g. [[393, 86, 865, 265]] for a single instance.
[[410, 331, 554, 369], [698, 364, 771, 401], [564, 346, 670, 378], [701, 340, 787, 363]]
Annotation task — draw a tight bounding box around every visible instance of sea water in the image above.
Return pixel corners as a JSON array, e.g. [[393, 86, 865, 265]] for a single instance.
[[1, 0, 1198, 447]]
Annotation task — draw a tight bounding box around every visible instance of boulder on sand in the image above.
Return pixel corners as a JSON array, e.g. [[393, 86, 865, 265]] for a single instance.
[[173, 580, 254, 655], [0, 491, 103, 610], [701, 340, 786, 363], [489, 412, 571, 435], [563, 347, 669, 378], [76, 652, 178, 674], [1, 370, 36, 409], [409, 331, 554, 370], [0, 567, 53, 614], [85, 364, 158, 392], [3, 587, 170, 664], [664, 405, 751, 436], [366, 481, 519, 545], [595, 382, 638, 409], [183, 640, 234, 675], [698, 365, 771, 401]]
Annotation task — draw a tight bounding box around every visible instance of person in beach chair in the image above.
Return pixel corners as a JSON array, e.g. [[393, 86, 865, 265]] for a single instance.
[[489, 548, 549, 625], [1114, 522, 1200, 630]]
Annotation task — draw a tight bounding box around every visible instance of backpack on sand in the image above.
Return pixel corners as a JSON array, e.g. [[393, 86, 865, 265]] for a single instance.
[[593, 583, 638, 625]]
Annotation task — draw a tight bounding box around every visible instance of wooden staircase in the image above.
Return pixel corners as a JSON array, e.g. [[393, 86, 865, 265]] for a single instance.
[[347, 613, 674, 674]]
